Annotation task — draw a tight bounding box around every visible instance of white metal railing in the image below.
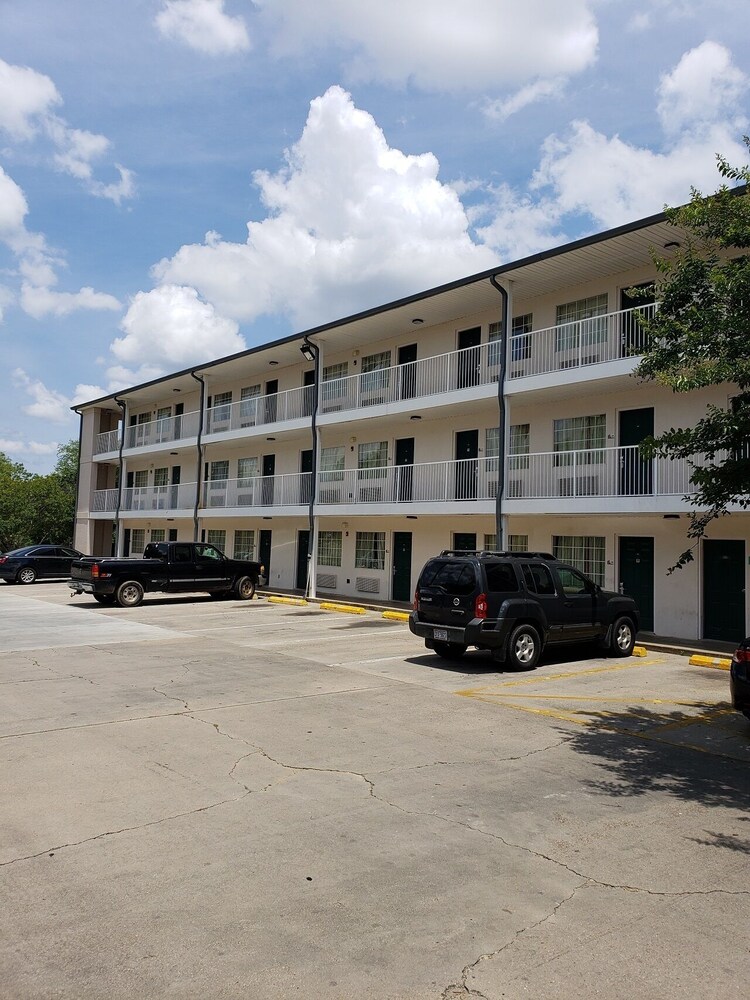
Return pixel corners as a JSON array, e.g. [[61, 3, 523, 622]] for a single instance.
[[124, 410, 201, 450], [505, 445, 694, 500], [205, 385, 314, 434], [201, 473, 312, 509], [316, 457, 500, 504], [121, 483, 198, 511], [93, 429, 120, 455], [320, 343, 502, 414], [92, 488, 119, 512], [508, 304, 656, 380]]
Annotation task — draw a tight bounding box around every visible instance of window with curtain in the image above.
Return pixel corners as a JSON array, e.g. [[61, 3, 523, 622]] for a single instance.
[[131, 528, 145, 554], [355, 531, 385, 570], [511, 313, 533, 361], [237, 457, 258, 487], [320, 446, 345, 481], [361, 351, 391, 393], [318, 531, 343, 567], [207, 529, 226, 552], [555, 294, 608, 352], [509, 423, 530, 469], [553, 415, 606, 466], [552, 535, 605, 586], [233, 530, 255, 559], [211, 390, 232, 422], [240, 385, 260, 424], [358, 441, 387, 479], [150, 529, 165, 543], [507, 533, 529, 552]]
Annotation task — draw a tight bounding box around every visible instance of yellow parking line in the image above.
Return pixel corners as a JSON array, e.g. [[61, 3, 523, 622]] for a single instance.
[[689, 654, 731, 671], [492, 695, 711, 707], [320, 602, 367, 615], [457, 657, 659, 698], [382, 611, 410, 622]]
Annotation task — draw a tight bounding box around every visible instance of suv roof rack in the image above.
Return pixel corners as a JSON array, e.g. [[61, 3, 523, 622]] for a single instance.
[[438, 549, 557, 560]]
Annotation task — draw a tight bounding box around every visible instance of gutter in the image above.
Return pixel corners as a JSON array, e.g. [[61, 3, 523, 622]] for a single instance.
[[300, 338, 320, 598], [114, 396, 127, 554]]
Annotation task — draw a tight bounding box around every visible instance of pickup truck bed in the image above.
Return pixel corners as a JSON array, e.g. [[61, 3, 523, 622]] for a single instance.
[[69, 541, 265, 607]]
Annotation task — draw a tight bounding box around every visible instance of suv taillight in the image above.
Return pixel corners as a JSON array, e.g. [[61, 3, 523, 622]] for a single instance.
[[0, 556, 6, 563], [413, 588, 419, 611], [474, 592, 488, 619], [735, 647, 750, 663]]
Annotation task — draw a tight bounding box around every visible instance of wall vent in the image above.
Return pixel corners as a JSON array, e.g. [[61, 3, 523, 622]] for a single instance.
[[319, 487, 342, 504], [558, 476, 599, 497], [356, 577, 380, 594], [317, 573, 337, 590], [358, 486, 383, 503]]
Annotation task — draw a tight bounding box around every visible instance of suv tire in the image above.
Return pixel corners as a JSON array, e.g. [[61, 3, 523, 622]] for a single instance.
[[608, 615, 636, 657], [432, 641, 467, 660], [506, 624, 541, 670]]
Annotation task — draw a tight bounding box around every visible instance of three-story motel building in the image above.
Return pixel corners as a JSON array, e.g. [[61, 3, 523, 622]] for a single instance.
[[73, 210, 749, 643]]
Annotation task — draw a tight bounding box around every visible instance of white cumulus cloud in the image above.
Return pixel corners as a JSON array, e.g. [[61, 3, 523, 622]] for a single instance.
[[153, 86, 496, 330], [13, 369, 73, 423], [156, 0, 251, 54], [20, 284, 122, 320], [657, 41, 748, 135], [258, 0, 598, 92]]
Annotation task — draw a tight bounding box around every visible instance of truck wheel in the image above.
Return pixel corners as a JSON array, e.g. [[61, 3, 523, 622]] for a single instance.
[[94, 593, 116, 605], [608, 616, 636, 657], [235, 576, 256, 600], [115, 580, 144, 608], [17, 566, 37, 584], [506, 624, 541, 670], [433, 641, 467, 660]]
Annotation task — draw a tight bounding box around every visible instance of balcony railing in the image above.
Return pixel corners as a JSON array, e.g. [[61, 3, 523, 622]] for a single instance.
[[93, 429, 120, 455], [316, 457, 500, 504], [201, 473, 313, 509], [507, 304, 655, 381], [92, 488, 119, 512], [320, 344, 502, 414], [94, 412, 202, 454], [205, 385, 314, 435], [505, 445, 693, 499], [92, 483, 199, 513]]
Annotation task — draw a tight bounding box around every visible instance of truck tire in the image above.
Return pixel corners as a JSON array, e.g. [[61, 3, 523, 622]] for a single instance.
[[235, 576, 256, 600], [115, 580, 144, 608], [432, 641, 467, 660], [506, 624, 541, 671], [94, 593, 116, 605], [608, 616, 636, 657]]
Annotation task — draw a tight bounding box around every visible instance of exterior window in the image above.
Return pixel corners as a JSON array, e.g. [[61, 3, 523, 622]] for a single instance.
[[553, 415, 605, 466], [361, 351, 391, 394], [133, 470, 148, 488], [484, 533, 497, 551], [509, 424, 530, 469], [323, 362, 348, 381], [485, 426, 499, 458], [207, 529, 226, 552], [508, 534, 528, 553], [153, 467, 169, 487], [209, 460, 229, 483], [234, 530, 255, 559], [358, 441, 387, 479], [555, 294, 608, 351], [511, 314, 533, 361], [237, 457, 258, 486], [211, 391, 232, 422], [322, 362, 349, 402], [150, 529, 165, 543], [131, 528, 145, 555], [488, 321, 502, 368], [355, 531, 385, 570], [318, 531, 343, 567], [240, 385, 261, 424], [320, 446, 345, 482], [553, 535, 605, 586]]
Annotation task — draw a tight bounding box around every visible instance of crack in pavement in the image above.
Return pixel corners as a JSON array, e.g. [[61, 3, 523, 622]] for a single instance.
[[376, 737, 574, 776], [153, 686, 190, 711], [441, 883, 585, 999]]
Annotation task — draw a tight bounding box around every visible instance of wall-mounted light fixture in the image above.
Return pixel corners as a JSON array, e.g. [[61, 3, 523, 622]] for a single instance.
[[299, 342, 316, 362], [266, 437, 276, 442], [412, 318, 424, 325], [170, 451, 178, 456], [410, 415, 422, 421], [173, 387, 181, 392], [663, 241, 681, 249], [269, 360, 279, 366]]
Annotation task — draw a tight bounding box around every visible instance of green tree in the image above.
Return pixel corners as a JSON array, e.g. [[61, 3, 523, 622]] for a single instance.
[[0, 441, 78, 551], [636, 143, 750, 569]]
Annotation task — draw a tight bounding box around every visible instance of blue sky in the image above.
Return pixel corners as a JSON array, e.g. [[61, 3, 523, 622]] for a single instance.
[[1, 0, 749, 472]]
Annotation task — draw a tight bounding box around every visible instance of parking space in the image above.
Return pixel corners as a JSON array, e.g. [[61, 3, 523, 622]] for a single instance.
[[1, 583, 748, 999]]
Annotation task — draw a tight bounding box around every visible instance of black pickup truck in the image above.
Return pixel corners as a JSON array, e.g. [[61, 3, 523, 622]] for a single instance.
[[69, 541, 265, 607]]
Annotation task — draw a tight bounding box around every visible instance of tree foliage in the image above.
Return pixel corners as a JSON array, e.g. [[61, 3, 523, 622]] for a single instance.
[[636, 141, 750, 570], [0, 441, 79, 552]]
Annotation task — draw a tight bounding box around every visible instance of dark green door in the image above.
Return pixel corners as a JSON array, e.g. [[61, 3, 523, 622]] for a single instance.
[[703, 540, 745, 642], [455, 429, 478, 499], [296, 530, 310, 591], [259, 529, 272, 583], [620, 283, 655, 356], [395, 437, 414, 502], [619, 407, 653, 495], [619, 536, 654, 631], [300, 449, 313, 504], [398, 343, 418, 399], [392, 532, 412, 602], [457, 327, 481, 388]]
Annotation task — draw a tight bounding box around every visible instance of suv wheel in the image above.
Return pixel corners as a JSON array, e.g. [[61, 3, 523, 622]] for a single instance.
[[608, 616, 636, 657], [507, 624, 541, 670], [432, 641, 467, 660]]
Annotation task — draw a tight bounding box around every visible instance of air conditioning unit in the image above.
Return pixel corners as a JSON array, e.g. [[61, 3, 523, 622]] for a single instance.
[[356, 577, 380, 594], [319, 487, 342, 504], [358, 486, 383, 502], [317, 573, 337, 590], [208, 493, 227, 507], [237, 493, 254, 506], [558, 476, 600, 497]]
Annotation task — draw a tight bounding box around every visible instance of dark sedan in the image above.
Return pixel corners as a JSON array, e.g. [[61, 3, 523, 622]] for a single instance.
[[730, 637, 750, 721], [0, 545, 84, 585]]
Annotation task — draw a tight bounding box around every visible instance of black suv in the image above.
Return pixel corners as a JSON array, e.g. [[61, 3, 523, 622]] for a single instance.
[[409, 550, 640, 669]]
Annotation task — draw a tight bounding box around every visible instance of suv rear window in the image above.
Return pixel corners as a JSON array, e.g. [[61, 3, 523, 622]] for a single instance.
[[420, 561, 477, 595], [484, 562, 520, 593]]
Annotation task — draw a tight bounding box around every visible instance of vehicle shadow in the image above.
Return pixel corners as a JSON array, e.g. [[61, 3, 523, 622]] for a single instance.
[[407, 641, 610, 675], [65, 593, 265, 611]]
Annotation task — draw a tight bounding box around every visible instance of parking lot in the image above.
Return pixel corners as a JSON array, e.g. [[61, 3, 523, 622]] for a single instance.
[[1, 583, 748, 999]]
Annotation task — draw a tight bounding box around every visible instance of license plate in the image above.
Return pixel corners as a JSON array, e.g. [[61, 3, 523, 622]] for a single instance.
[[433, 628, 448, 641]]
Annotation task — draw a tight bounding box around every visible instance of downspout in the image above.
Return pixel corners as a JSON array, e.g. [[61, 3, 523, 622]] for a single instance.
[[301, 337, 320, 598], [190, 372, 206, 542], [114, 397, 127, 555], [489, 275, 509, 550], [72, 409, 83, 549]]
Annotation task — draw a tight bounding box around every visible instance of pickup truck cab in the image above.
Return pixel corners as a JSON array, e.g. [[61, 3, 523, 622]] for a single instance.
[[69, 541, 265, 608]]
